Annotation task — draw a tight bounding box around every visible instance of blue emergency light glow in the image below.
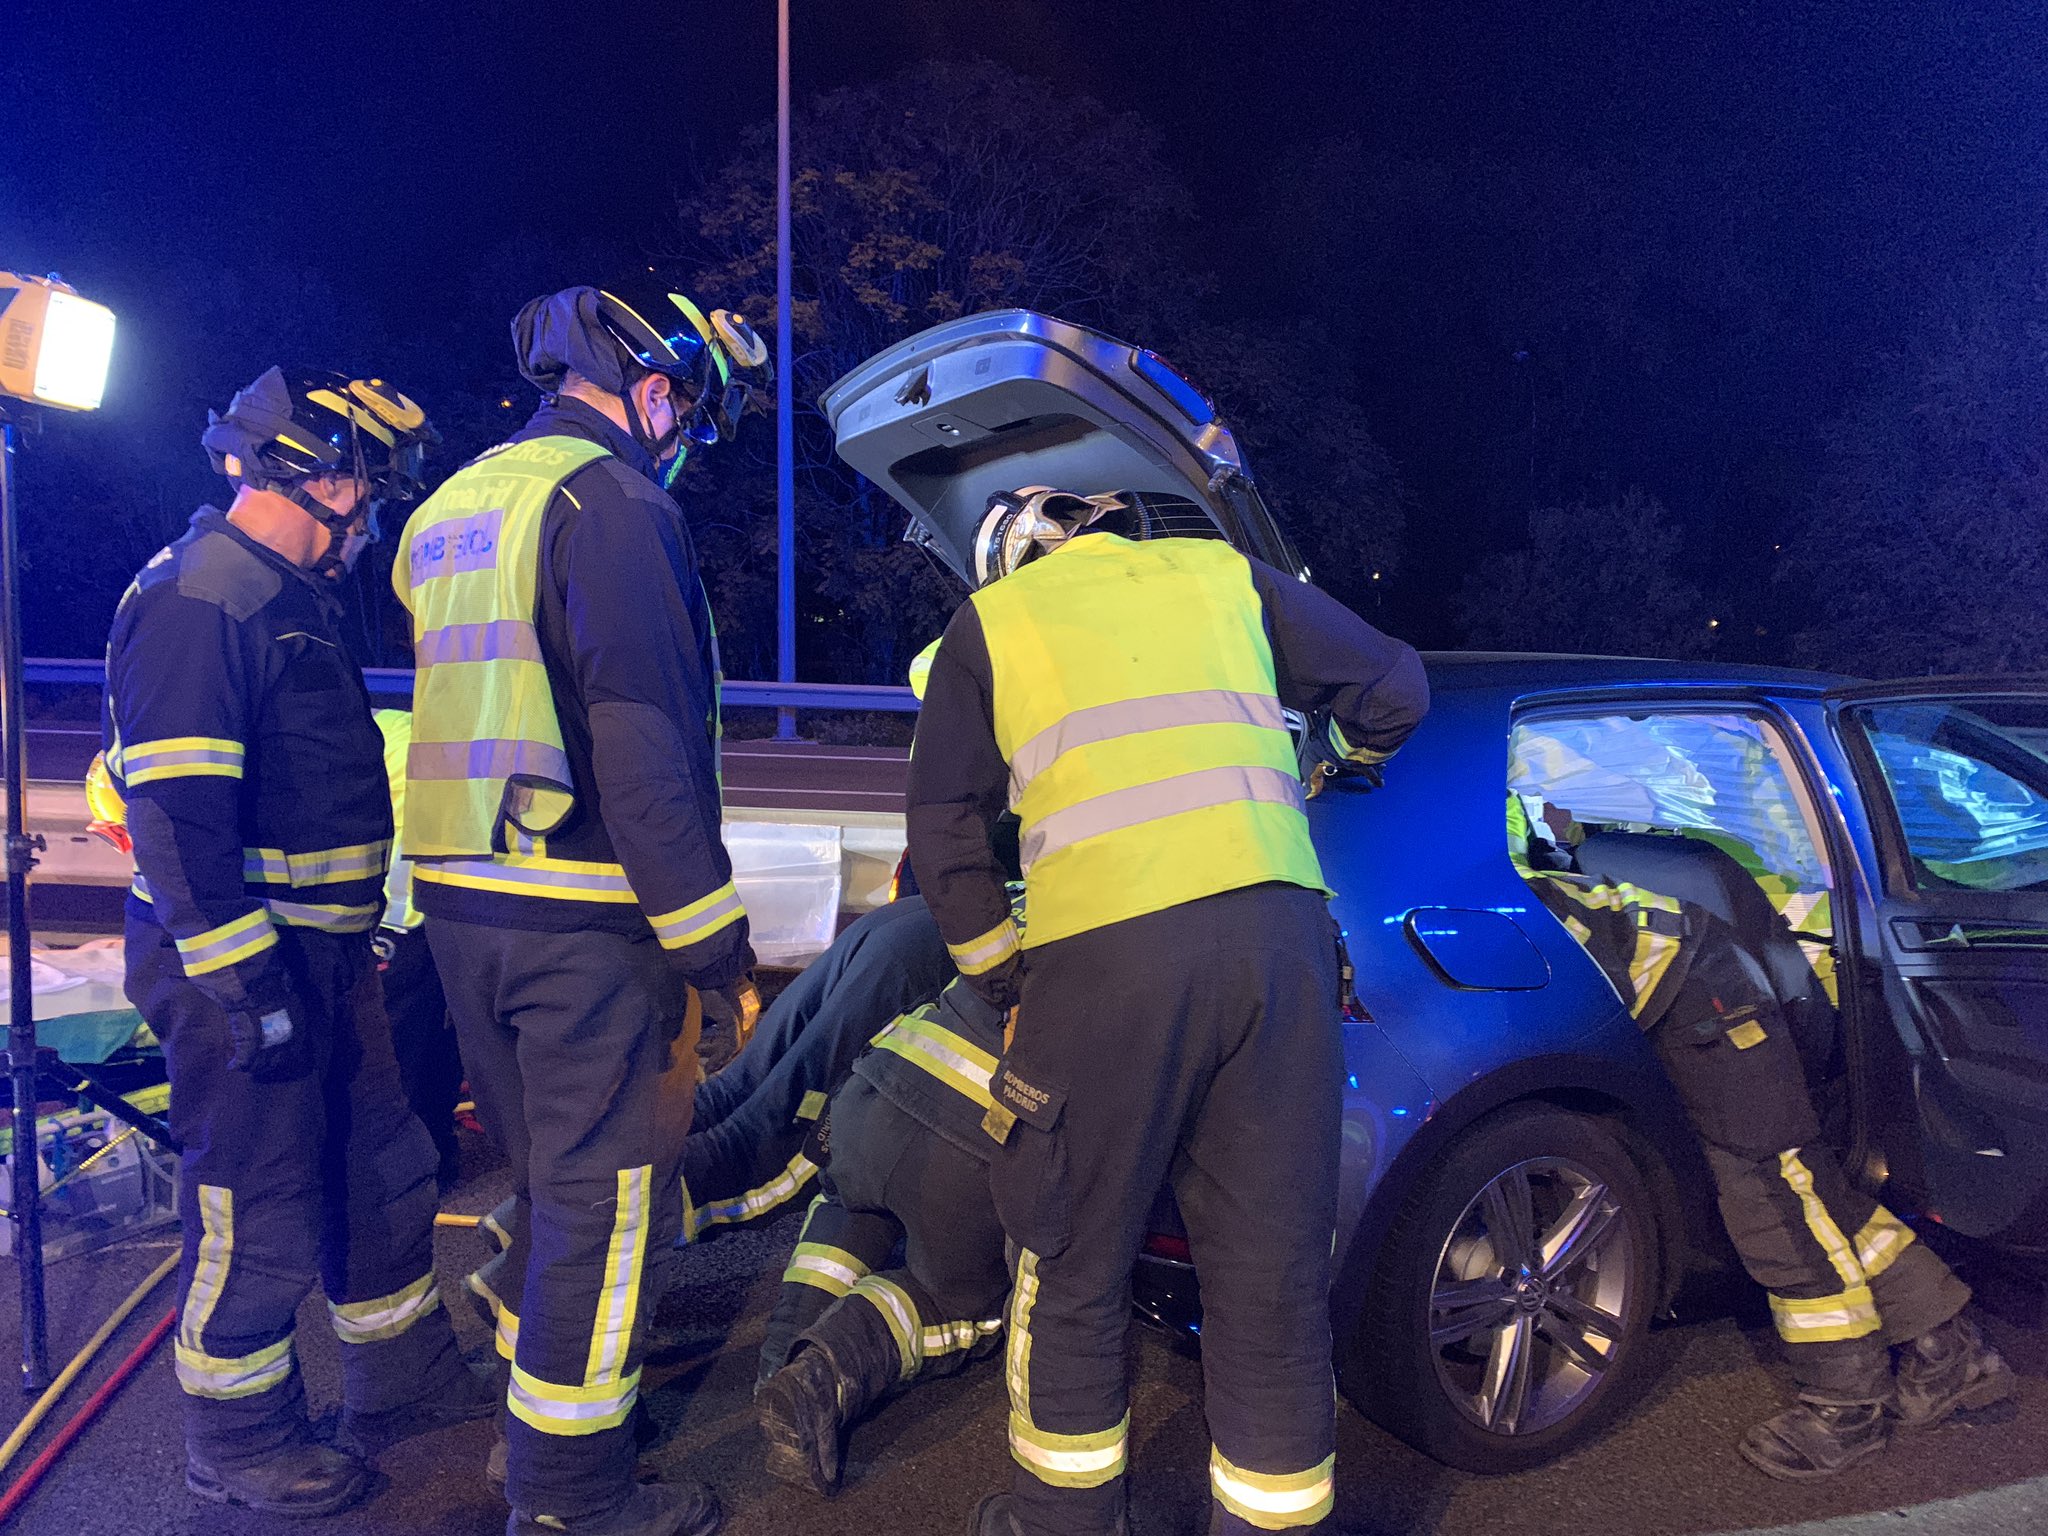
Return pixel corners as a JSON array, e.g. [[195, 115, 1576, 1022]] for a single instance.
[[1130, 348, 1215, 426]]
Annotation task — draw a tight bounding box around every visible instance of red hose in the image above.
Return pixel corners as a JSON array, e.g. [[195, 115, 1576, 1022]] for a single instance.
[[0, 1307, 176, 1526]]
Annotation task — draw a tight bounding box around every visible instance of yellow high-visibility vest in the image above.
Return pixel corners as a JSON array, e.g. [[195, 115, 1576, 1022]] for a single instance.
[[393, 435, 607, 865], [969, 534, 1326, 949], [372, 708, 423, 930]]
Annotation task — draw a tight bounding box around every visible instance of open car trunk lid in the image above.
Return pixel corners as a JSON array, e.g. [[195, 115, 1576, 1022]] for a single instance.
[[821, 309, 1304, 586]]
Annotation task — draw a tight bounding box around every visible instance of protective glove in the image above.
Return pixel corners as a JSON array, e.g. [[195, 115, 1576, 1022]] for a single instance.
[[699, 977, 763, 1049], [1300, 709, 1389, 799], [226, 1006, 306, 1077]]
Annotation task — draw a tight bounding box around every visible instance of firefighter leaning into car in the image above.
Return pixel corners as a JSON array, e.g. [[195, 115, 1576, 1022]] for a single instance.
[[908, 488, 1430, 1536], [1509, 798, 2016, 1480], [753, 930, 1022, 1498], [394, 281, 766, 1536], [107, 368, 494, 1518]]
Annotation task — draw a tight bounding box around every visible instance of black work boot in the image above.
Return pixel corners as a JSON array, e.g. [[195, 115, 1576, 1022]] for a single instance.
[[969, 1493, 1023, 1535], [506, 1480, 722, 1536], [1738, 1395, 1891, 1480], [339, 1357, 500, 1460], [1894, 1314, 2018, 1430], [186, 1441, 372, 1518], [757, 1342, 852, 1496]]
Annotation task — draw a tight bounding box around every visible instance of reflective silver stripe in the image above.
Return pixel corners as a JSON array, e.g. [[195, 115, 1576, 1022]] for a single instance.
[[1008, 689, 1288, 805], [506, 1364, 640, 1436], [175, 909, 277, 973], [948, 919, 1019, 976], [329, 1274, 442, 1343], [648, 884, 747, 949], [407, 738, 572, 783], [175, 1336, 294, 1400], [1021, 764, 1306, 871], [265, 899, 381, 933], [414, 618, 544, 668], [242, 840, 390, 886]]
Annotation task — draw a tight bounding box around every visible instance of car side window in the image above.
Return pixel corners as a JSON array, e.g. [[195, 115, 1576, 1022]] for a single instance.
[[1507, 709, 1837, 996]]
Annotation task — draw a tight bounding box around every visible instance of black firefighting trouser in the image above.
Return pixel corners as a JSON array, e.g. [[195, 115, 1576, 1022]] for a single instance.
[[990, 884, 1342, 1536], [428, 918, 698, 1521], [1653, 962, 1970, 1402], [758, 1074, 1008, 1407], [683, 897, 953, 1239], [127, 916, 465, 1466], [379, 924, 464, 1188]]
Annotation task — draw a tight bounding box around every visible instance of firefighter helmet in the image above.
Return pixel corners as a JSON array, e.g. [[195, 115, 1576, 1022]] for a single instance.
[[970, 487, 1134, 588], [201, 367, 437, 507]]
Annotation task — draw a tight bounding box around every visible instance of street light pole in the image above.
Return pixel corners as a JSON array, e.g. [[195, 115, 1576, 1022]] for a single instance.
[[774, 0, 798, 741]]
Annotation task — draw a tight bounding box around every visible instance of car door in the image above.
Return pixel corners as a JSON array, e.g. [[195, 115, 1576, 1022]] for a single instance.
[[1831, 682, 2048, 1243]]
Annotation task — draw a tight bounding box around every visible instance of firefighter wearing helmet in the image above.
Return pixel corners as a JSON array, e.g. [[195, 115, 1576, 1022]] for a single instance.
[[393, 280, 766, 1536], [909, 486, 1431, 1536], [104, 367, 493, 1517]]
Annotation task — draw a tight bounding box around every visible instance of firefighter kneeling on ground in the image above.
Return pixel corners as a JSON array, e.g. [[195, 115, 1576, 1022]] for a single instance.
[[753, 898, 1025, 1495], [107, 368, 494, 1518], [909, 488, 1430, 1536], [1511, 799, 2017, 1479]]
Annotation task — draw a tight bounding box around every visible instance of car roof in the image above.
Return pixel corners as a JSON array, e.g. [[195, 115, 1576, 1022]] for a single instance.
[[1419, 650, 1854, 696]]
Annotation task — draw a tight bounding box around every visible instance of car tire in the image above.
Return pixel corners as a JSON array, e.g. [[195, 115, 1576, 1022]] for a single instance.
[[1347, 1102, 1663, 1473]]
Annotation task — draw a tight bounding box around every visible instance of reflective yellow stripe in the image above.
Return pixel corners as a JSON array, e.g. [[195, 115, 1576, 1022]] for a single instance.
[[175, 1335, 295, 1400], [1769, 1285, 1881, 1343], [506, 1363, 639, 1436], [1005, 1249, 1126, 1486], [949, 918, 1020, 977], [784, 1242, 868, 1297], [585, 1167, 652, 1387], [852, 1274, 921, 1380], [1327, 717, 1394, 767], [648, 881, 748, 950], [413, 852, 638, 903], [694, 1150, 818, 1231], [175, 909, 277, 975], [243, 840, 391, 886], [1778, 1150, 1867, 1291], [871, 1012, 998, 1109], [1009, 1411, 1129, 1489], [329, 1273, 441, 1344], [1854, 1208, 1917, 1278], [181, 1185, 233, 1354], [121, 735, 244, 785], [176, 1184, 296, 1399], [1209, 1450, 1336, 1530]]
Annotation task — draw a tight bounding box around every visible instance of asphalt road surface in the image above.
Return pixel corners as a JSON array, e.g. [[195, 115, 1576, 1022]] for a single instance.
[[3, 1137, 2046, 1536]]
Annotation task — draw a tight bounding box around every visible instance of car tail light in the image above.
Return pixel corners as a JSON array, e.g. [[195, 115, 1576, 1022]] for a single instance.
[[1142, 1232, 1192, 1264]]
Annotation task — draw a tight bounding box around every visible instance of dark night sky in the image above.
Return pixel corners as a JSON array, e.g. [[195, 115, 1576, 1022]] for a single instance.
[[6, 0, 2048, 646]]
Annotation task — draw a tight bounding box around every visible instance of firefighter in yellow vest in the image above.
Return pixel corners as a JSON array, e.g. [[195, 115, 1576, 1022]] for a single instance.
[[395, 282, 765, 1536], [908, 490, 1430, 1536]]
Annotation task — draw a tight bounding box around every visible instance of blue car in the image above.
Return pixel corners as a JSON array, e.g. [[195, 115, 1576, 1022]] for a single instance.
[[825, 312, 2048, 1471]]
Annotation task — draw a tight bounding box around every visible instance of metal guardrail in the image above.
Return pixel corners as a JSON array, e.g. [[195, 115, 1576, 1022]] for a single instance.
[[22, 658, 920, 713]]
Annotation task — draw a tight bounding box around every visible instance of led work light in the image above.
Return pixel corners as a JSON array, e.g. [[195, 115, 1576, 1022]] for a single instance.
[[0, 273, 116, 412]]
